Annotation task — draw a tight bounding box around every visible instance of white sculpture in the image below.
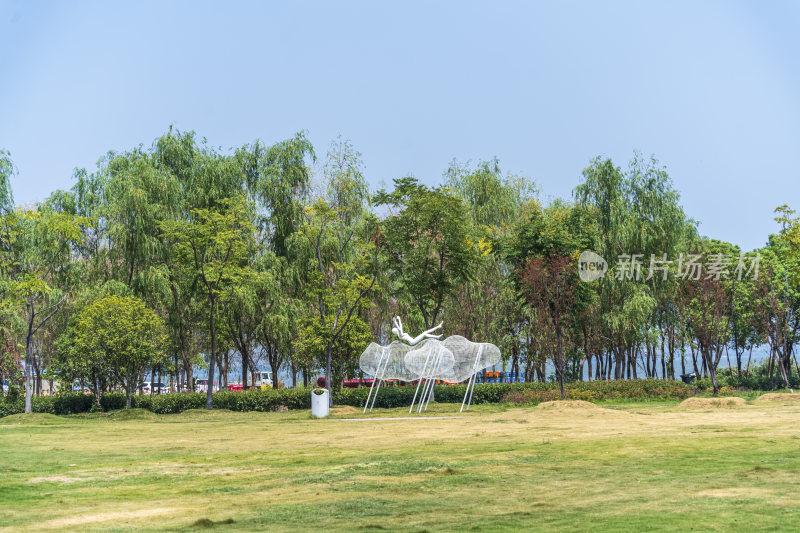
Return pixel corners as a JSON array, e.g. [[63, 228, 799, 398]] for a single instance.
[[359, 316, 501, 414], [391, 316, 443, 345]]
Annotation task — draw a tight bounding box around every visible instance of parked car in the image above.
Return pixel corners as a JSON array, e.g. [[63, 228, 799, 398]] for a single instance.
[[142, 381, 168, 394], [194, 379, 219, 393]]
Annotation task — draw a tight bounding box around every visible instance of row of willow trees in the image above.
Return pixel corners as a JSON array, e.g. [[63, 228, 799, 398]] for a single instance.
[[1, 129, 799, 411]]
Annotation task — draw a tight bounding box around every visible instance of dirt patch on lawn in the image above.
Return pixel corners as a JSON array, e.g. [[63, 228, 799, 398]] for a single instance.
[[696, 487, 773, 498], [330, 405, 362, 415], [755, 393, 800, 403], [536, 400, 599, 410], [680, 397, 747, 408], [35, 507, 176, 529], [30, 475, 88, 484]]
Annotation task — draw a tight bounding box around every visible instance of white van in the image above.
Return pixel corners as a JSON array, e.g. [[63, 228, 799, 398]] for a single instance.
[[255, 371, 273, 389]]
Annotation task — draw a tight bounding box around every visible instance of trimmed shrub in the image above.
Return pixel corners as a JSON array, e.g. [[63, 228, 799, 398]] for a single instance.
[[0, 379, 720, 418]]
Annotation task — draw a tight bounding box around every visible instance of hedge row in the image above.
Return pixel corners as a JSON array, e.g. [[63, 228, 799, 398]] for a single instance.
[[0, 379, 698, 417]]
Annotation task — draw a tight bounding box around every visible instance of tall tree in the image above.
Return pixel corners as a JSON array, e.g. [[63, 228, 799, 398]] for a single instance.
[[0, 206, 85, 412], [375, 178, 477, 329], [293, 199, 378, 400], [520, 254, 577, 399], [160, 197, 254, 409]]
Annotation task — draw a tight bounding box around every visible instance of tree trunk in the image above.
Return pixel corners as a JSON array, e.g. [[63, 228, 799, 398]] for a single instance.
[[242, 350, 248, 390], [24, 336, 33, 413], [556, 326, 565, 400], [584, 333, 592, 382], [707, 349, 719, 394], [325, 342, 333, 407], [223, 351, 229, 389], [24, 298, 34, 414], [206, 297, 216, 410], [125, 376, 132, 409]]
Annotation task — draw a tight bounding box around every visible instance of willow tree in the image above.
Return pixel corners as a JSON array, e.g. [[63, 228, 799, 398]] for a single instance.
[[237, 132, 315, 258], [0, 151, 20, 395], [0, 206, 85, 412], [294, 198, 378, 396], [105, 147, 180, 296], [574, 155, 690, 379]]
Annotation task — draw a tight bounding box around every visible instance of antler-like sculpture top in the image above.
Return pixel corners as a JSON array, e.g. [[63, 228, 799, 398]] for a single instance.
[[391, 316, 443, 345]]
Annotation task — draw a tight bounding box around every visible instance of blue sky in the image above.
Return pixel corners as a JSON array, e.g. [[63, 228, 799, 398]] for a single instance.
[[1, 0, 798, 251]]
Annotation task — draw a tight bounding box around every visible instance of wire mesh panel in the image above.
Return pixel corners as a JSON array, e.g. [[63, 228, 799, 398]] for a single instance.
[[404, 339, 455, 379], [358, 340, 417, 381], [361, 336, 501, 382], [440, 336, 503, 382]]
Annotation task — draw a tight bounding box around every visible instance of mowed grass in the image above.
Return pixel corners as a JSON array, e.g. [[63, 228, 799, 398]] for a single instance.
[[2, 398, 800, 532]]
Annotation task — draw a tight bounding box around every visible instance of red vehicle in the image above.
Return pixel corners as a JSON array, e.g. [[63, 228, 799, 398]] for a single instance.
[[319, 377, 430, 388], [342, 378, 375, 388]]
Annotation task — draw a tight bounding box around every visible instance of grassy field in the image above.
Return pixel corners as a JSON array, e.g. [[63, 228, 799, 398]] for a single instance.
[[2, 396, 800, 532]]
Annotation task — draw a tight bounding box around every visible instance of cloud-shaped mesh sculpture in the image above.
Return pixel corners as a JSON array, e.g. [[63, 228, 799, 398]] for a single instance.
[[403, 339, 455, 379], [357, 325, 503, 414], [440, 336, 502, 382], [358, 341, 417, 382], [360, 336, 502, 383]]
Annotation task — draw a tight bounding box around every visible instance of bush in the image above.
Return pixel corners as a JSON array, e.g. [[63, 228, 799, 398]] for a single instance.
[[0, 392, 95, 417], [0, 379, 726, 418], [331, 379, 695, 408]]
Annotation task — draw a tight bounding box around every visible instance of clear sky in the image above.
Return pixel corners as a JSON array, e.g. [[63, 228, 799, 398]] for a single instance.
[[1, 0, 798, 251]]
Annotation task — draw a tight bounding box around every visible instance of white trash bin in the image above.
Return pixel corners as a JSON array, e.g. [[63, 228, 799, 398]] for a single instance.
[[311, 388, 330, 418]]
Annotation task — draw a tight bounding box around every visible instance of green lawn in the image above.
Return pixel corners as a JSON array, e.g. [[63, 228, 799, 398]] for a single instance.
[[2, 397, 800, 532]]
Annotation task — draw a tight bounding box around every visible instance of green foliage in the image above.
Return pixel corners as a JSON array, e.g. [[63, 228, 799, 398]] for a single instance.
[[237, 132, 315, 258], [294, 314, 372, 390], [375, 177, 478, 328], [4, 135, 799, 411], [0, 149, 15, 215], [444, 157, 537, 231], [72, 295, 167, 405], [0, 380, 704, 417]]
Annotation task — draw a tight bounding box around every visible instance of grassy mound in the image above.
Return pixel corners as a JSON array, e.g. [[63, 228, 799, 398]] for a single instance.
[[173, 408, 238, 420], [755, 393, 800, 403], [0, 413, 65, 425], [536, 400, 599, 410], [107, 408, 157, 420], [680, 397, 747, 408]]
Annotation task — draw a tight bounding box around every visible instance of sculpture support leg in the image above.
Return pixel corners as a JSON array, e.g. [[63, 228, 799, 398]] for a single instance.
[[466, 368, 480, 410], [418, 346, 441, 413], [423, 347, 444, 412], [460, 373, 475, 413], [362, 350, 384, 414], [364, 347, 386, 413], [462, 346, 483, 412], [409, 347, 434, 414], [369, 349, 389, 412]]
